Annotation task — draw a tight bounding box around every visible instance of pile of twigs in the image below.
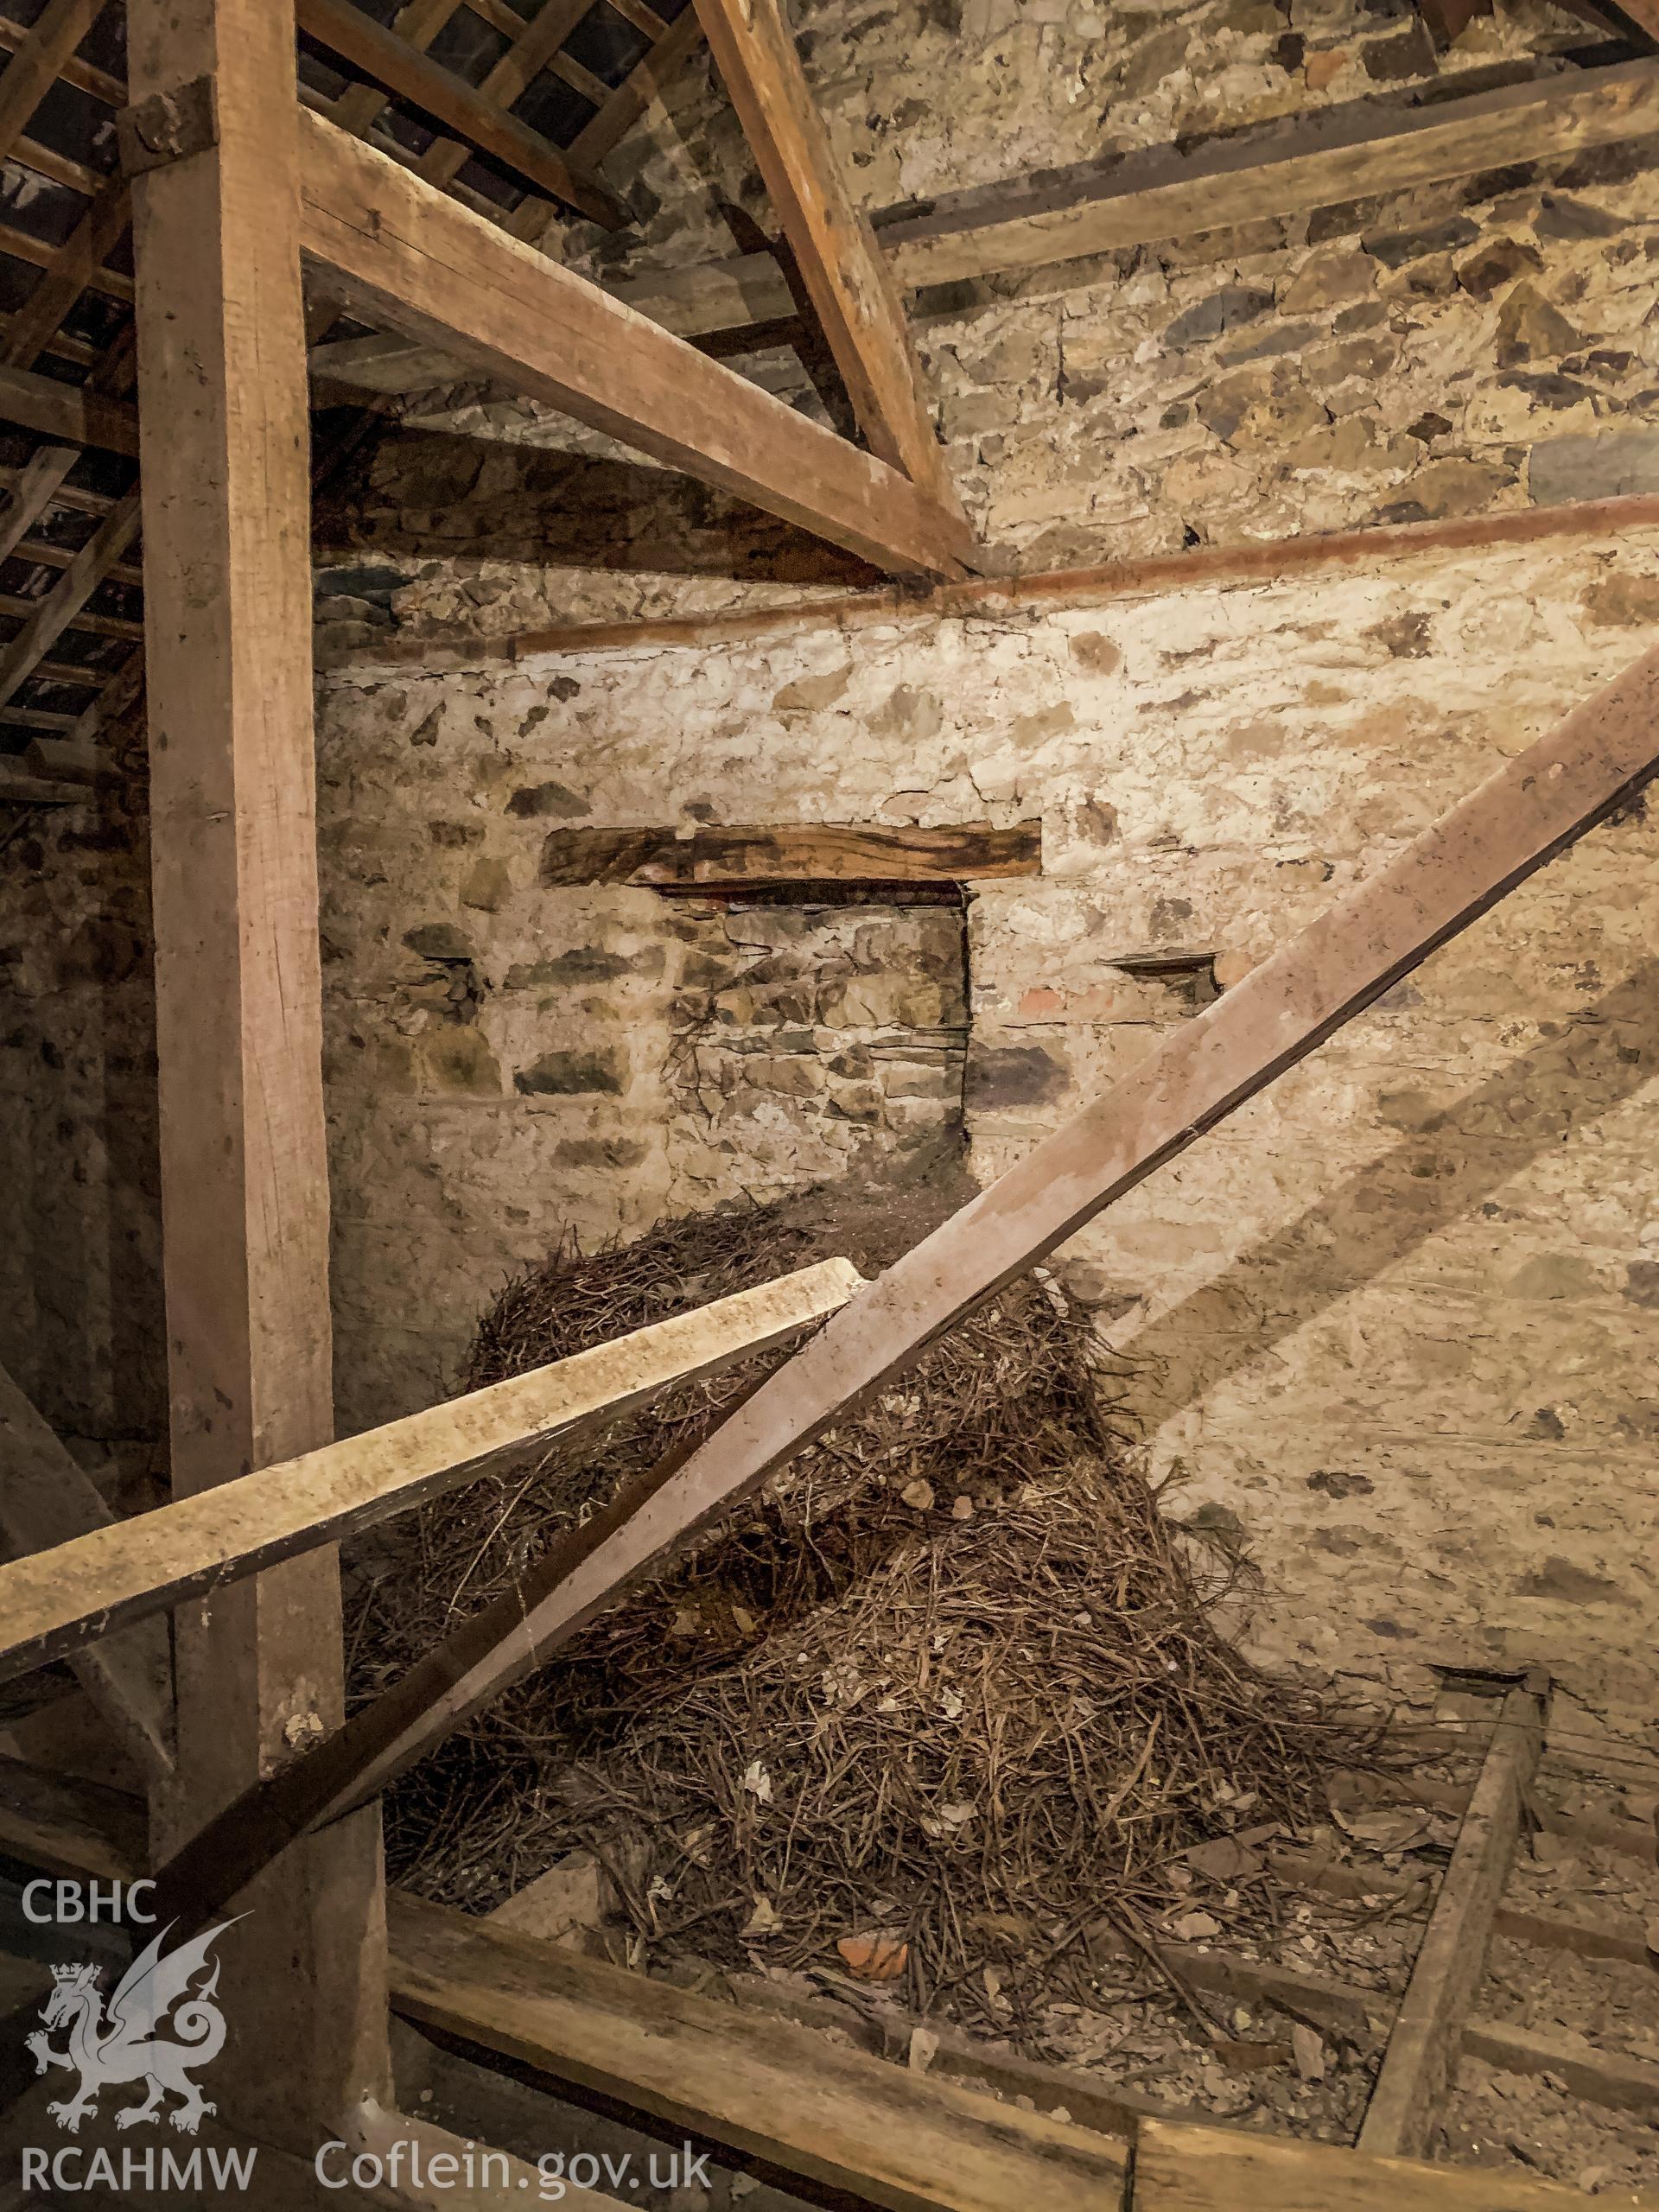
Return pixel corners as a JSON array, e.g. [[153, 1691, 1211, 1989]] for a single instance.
[[347, 1155, 1379, 2031]]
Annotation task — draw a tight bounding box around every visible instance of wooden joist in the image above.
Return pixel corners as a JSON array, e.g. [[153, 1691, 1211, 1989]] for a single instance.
[[388, 1895, 1132, 2212], [539, 819, 1042, 888], [295, 0, 626, 229], [295, 107, 974, 579], [0, 1258, 862, 1681], [1359, 1682, 1549, 2158], [692, 0, 963, 513]]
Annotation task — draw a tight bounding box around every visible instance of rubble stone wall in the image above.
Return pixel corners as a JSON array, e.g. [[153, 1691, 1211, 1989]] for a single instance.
[[319, 0, 1659, 641], [320, 522, 1659, 1739]]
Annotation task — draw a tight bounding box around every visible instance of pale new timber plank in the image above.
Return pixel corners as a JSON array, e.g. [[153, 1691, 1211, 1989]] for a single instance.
[[295, 107, 971, 580], [0, 1363, 173, 1774], [1132, 2118, 1651, 2211], [1359, 1685, 1547, 2156], [692, 0, 963, 513], [0, 1258, 863, 1678], [387, 1895, 1130, 2212]]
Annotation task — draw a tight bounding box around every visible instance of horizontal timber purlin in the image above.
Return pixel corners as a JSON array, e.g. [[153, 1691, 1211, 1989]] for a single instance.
[[0, 1257, 862, 1680], [295, 107, 973, 581], [88, 644, 1659, 1937], [317, 55, 1659, 390], [318, 492, 1659, 674], [628, 58, 1659, 331]]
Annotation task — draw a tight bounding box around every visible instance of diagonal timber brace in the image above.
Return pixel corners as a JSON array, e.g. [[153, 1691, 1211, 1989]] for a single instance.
[[113, 640, 1659, 1930]]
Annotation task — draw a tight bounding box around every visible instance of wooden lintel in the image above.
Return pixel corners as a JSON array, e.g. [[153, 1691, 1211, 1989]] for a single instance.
[[0, 1259, 861, 1681], [1357, 1681, 1548, 2158], [537, 819, 1042, 889], [294, 107, 973, 580], [692, 0, 964, 518]]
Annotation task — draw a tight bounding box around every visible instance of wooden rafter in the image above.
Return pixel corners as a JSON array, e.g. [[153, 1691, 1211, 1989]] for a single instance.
[[0, 0, 106, 169], [410, 0, 592, 196], [2, 178, 131, 371], [567, 0, 704, 168], [0, 443, 79, 566], [693, 0, 962, 512], [296, 106, 973, 578]]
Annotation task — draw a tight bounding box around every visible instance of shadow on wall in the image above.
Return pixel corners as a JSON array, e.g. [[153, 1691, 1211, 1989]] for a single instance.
[[1112, 956, 1659, 1424], [316, 429, 883, 586], [3, 778, 167, 1499]]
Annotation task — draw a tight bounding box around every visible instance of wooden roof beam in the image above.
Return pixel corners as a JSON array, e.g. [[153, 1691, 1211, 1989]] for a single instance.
[[296, 106, 974, 578], [315, 59, 1659, 401], [692, 0, 963, 517]]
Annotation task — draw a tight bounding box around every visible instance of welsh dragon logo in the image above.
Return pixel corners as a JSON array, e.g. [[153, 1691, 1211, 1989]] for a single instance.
[[26, 1920, 239, 2136]]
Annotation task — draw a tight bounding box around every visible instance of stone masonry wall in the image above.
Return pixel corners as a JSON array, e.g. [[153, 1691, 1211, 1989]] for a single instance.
[[317, 0, 1659, 639], [320, 522, 1659, 1745]]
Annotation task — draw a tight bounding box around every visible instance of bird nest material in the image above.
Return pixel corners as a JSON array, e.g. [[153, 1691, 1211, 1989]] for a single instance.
[[346, 1153, 1381, 2038]]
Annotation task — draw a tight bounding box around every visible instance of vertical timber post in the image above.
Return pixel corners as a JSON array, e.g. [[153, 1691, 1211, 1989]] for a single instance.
[[126, 0, 391, 2152]]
